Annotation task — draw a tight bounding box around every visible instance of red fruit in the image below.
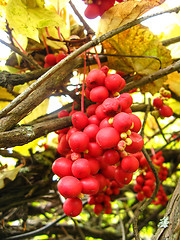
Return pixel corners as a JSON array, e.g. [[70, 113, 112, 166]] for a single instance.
[[56, 52, 67, 63], [99, 117, 112, 129], [72, 111, 89, 130], [88, 114, 100, 125], [105, 73, 126, 93], [87, 142, 103, 157], [88, 196, 95, 205], [87, 157, 100, 175], [69, 131, 89, 153], [85, 87, 91, 100], [52, 157, 72, 177], [90, 86, 109, 103], [66, 127, 78, 141], [103, 149, 120, 165], [136, 175, 144, 185], [121, 155, 139, 173], [153, 97, 163, 109], [115, 166, 133, 185], [95, 104, 107, 120], [86, 104, 99, 117], [58, 110, 69, 118], [102, 98, 121, 117], [94, 174, 107, 192], [80, 176, 99, 195], [101, 65, 109, 75], [96, 127, 120, 149], [72, 158, 91, 179], [98, 0, 115, 16], [63, 198, 83, 217], [117, 93, 133, 110], [113, 112, 132, 133], [133, 183, 142, 192], [57, 176, 82, 198], [93, 203, 103, 215], [159, 105, 173, 117], [125, 132, 144, 153], [101, 165, 116, 180], [45, 54, 56, 66], [83, 124, 99, 142], [144, 179, 154, 188], [57, 134, 71, 155], [143, 185, 153, 198], [84, 3, 100, 19], [137, 192, 145, 201], [86, 69, 106, 89], [129, 113, 142, 133]]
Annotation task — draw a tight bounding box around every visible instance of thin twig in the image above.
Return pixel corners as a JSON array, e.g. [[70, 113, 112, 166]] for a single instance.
[[0, 39, 42, 70], [154, 116, 169, 143], [140, 98, 151, 138]]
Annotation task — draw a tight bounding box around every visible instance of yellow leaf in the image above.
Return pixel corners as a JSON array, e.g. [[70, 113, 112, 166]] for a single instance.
[[48, 0, 70, 12], [0, 164, 22, 189], [165, 72, 180, 97], [97, 0, 165, 37]]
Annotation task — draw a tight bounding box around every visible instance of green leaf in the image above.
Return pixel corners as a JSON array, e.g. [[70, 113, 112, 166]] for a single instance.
[[6, 0, 66, 42]]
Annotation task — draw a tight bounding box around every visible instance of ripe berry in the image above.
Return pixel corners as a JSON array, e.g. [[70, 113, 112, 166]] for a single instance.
[[56, 52, 67, 63], [105, 73, 126, 93], [83, 124, 99, 141], [45, 54, 56, 66], [96, 127, 120, 149], [121, 155, 139, 173], [52, 157, 72, 177], [90, 86, 109, 103], [69, 131, 89, 153], [115, 167, 133, 185], [113, 112, 132, 133], [102, 98, 121, 116], [84, 3, 100, 19], [103, 149, 120, 165], [125, 132, 144, 153], [129, 113, 142, 133], [57, 176, 82, 198], [87, 142, 103, 157], [159, 105, 173, 117], [80, 176, 99, 195], [153, 97, 163, 109], [63, 198, 83, 217], [72, 158, 91, 179], [72, 111, 89, 130], [86, 68, 106, 89]]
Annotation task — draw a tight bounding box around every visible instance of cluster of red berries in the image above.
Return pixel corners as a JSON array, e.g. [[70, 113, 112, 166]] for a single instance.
[[133, 151, 168, 205], [152, 87, 173, 118], [52, 66, 145, 217], [44, 52, 67, 68], [83, 0, 123, 19]]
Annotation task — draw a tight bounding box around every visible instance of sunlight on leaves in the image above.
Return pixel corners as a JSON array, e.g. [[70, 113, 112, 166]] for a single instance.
[[6, 0, 67, 42], [165, 72, 180, 97]]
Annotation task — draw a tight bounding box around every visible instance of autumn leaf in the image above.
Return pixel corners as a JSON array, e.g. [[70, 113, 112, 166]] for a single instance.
[[0, 164, 22, 189], [6, 0, 67, 42], [165, 72, 180, 97]]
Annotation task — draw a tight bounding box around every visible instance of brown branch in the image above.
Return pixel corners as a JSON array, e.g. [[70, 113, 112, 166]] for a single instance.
[[0, 116, 72, 148], [162, 36, 180, 46]]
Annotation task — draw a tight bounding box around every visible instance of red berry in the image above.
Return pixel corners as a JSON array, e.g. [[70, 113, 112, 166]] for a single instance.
[[103, 149, 120, 165], [115, 166, 133, 185], [96, 127, 120, 149], [52, 157, 72, 177], [153, 97, 163, 109], [69, 131, 89, 153], [72, 158, 91, 179], [121, 155, 139, 173], [72, 111, 89, 130], [105, 73, 126, 93], [86, 69, 106, 89], [90, 86, 109, 103], [159, 105, 173, 117], [125, 132, 144, 154], [56, 52, 67, 63], [113, 112, 132, 133], [45, 54, 56, 66], [81, 176, 99, 195], [83, 124, 99, 141], [84, 3, 100, 19], [57, 176, 82, 198], [63, 198, 83, 217]]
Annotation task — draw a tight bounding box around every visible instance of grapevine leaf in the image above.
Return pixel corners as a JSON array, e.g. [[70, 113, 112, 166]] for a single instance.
[[6, 0, 67, 42], [0, 164, 22, 189]]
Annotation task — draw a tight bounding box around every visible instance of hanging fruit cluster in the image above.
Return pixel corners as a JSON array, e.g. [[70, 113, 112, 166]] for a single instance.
[[152, 87, 173, 118], [44, 52, 67, 68], [133, 151, 168, 205], [52, 65, 148, 217], [83, 0, 124, 19]]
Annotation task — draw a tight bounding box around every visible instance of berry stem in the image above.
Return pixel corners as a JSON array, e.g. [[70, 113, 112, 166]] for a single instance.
[[93, 46, 101, 69], [41, 32, 49, 55], [81, 52, 87, 113], [13, 36, 28, 55]]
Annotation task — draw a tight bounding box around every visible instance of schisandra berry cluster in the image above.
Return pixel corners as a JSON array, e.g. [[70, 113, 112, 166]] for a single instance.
[[133, 151, 168, 205], [52, 66, 145, 217], [83, 0, 123, 19], [152, 87, 173, 118]]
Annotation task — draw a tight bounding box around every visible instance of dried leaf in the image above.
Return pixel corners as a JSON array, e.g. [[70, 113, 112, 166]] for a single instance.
[[0, 164, 22, 189]]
